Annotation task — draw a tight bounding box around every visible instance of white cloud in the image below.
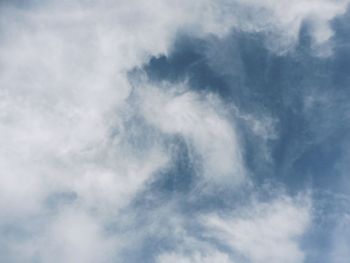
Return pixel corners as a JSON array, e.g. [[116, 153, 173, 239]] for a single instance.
[[1, 208, 119, 263], [148, 202, 234, 263], [204, 196, 311, 263], [0, 0, 244, 220], [230, 0, 349, 55], [145, 194, 311, 263], [157, 250, 232, 263], [0, 1, 246, 260], [37, 208, 117, 263], [137, 83, 245, 184]]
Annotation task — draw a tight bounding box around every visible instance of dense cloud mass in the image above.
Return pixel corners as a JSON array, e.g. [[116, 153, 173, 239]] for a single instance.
[[0, 0, 350, 262]]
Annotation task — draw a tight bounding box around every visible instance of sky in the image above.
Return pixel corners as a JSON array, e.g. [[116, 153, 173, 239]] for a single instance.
[[0, 0, 350, 262]]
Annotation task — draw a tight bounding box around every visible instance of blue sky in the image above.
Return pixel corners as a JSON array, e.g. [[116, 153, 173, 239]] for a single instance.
[[0, 1, 350, 262]]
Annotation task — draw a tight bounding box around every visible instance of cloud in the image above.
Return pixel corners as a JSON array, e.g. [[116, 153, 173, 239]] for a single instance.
[[0, 1, 247, 260], [143, 194, 311, 263], [35, 208, 117, 263], [203, 195, 311, 263], [136, 82, 245, 184], [330, 214, 350, 263], [229, 0, 350, 55], [157, 250, 231, 263], [0, 208, 119, 263], [0, 0, 348, 262]]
